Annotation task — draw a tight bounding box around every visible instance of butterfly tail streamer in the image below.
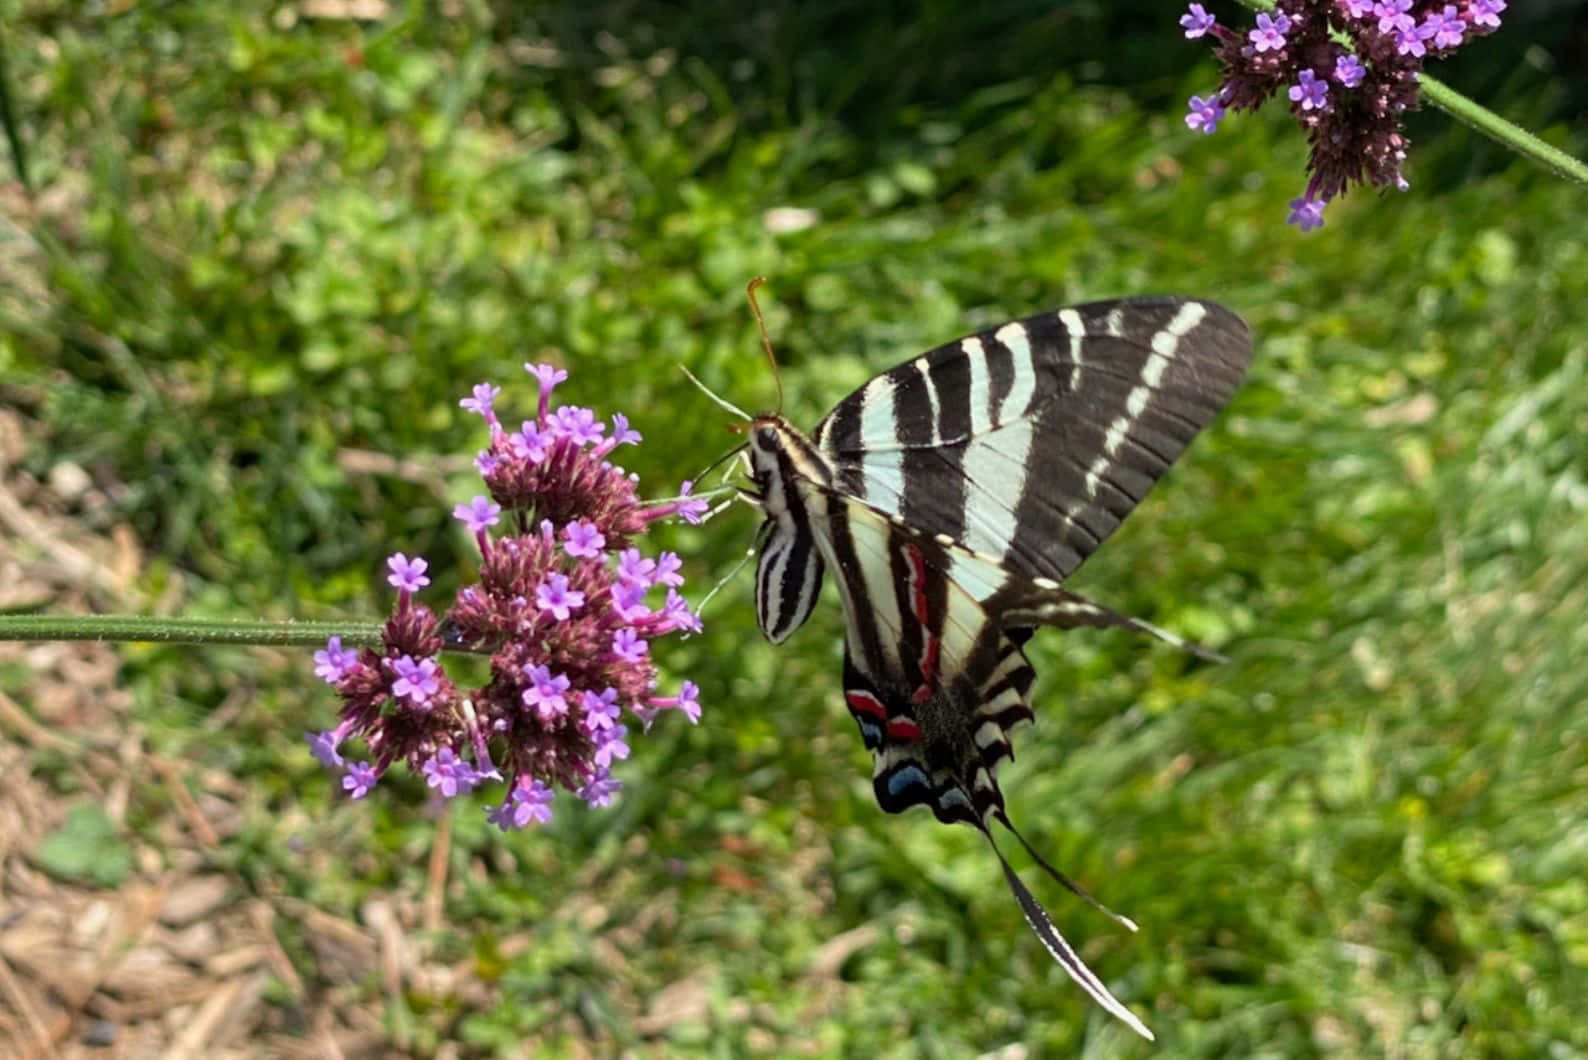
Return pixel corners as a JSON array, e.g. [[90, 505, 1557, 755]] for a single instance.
[[994, 811, 1139, 933], [983, 827, 1156, 1042], [1006, 587, 1228, 664]]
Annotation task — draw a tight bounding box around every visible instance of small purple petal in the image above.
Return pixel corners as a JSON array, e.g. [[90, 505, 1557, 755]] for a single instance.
[[1468, 0, 1504, 29], [306, 730, 345, 768], [579, 770, 623, 808], [1249, 11, 1290, 52], [454, 496, 503, 534], [583, 687, 623, 732], [676, 481, 708, 525], [612, 627, 649, 664], [661, 589, 703, 634], [617, 548, 658, 587], [653, 551, 684, 588], [313, 636, 359, 684], [1185, 93, 1226, 135], [1287, 195, 1327, 232], [1179, 2, 1215, 38], [563, 519, 606, 559], [488, 776, 555, 830], [1334, 53, 1366, 89], [610, 412, 642, 446], [391, 654, 442, 706], [536, 573, 586, 620], [460, 383, 500, 420], [1288, 69, 1328, 111], [1375, 0, 1415, 32], [386, 553, 431, 593], [342, 761, 378, 799], [522, 665, 572, 721], [593, 725, 630, 769], [422, 748, 481, 799]]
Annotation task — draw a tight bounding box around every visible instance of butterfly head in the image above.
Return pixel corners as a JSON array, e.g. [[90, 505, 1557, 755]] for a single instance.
[[738, 415, 795, 511]]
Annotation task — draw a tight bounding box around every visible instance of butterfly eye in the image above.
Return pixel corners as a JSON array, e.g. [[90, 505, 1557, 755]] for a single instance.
[[755, 425, 779, 450]]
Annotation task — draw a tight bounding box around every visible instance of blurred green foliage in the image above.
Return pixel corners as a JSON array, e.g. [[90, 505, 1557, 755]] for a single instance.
[[4, 1, 1587, 1055]]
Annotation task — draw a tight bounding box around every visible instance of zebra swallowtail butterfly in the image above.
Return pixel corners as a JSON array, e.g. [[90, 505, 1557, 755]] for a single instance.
[[735, 292, 1251, 1040]]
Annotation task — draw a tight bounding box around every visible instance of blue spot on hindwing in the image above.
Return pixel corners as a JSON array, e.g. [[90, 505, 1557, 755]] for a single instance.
[[886, 764, 930, 798], [855, 717, 883, 749]]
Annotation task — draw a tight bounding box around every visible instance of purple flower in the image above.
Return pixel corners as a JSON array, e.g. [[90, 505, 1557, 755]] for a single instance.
[[1179, 3, 1215, 38], [535, 573, 586, 620], [526, 362, 568, 419], [342, 761, 378, 799], [313, 636, 359, 683], [523, 665, 572, 721], [513, 421, 550, 464], [675, 481, 709, 525], [1424, 5, 1465, 48], [611, 627, 648, 664], [1249, 11, 1291, 52], [579, 770, 622, 808], [454, 496, 502, 534], [593, 725, 630, 769], [1341, 0, 1374, 17], [1374, 0, 1414, 32], [391, 654, 442, 706], [617, 548, 658, 587], [423, 748, 483, 798], [1394, 21, 1438, 57], [306, 729, 345, 768], [563, 519, 606, 559], [1287, 195, 1327, 231], [654, 552, 684, 588], [582, 687, 622, 732], [387, 553, 431, 594], [1333, 53, 1366, 88], [674, 681, 702, 724], [612, 579, 651, 621], [1468, 0, 1504, 29], [1186, 93, 1226, 134], [609, 412, 642, 446], [314, 363, 703, 820], [1288, 69, 1328, 111], [488, 777, 554, 830], [460, 383, 500, 421], [552, 406, 605, 447], [660, 589, 703, 634]]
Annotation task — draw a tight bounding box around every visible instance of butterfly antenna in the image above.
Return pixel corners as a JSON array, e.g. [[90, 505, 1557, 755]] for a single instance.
[[980, 825, 1154, 1041], [746, 275, 784, 415], [678, 364, 754, 422], [694, 543, 756, 619], [993, 811, 1139, 933]]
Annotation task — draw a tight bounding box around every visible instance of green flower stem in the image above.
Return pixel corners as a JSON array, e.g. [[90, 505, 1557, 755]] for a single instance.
[[1229, 0, 1588, 188], [0, 614, 385, 649], [1418, 74, 1588, 186]]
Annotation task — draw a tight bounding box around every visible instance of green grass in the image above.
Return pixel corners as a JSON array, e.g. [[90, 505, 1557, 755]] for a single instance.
[[4, 3, 1587, 1055]]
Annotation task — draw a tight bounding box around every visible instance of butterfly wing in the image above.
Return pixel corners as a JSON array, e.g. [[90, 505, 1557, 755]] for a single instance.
[[811, 297, 1252, 582], [815, 491, 1154, 1039]]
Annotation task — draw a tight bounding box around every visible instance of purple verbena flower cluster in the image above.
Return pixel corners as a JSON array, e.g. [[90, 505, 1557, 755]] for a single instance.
[[309, 363, 708, 829], [1179, 0, 1506, 229]]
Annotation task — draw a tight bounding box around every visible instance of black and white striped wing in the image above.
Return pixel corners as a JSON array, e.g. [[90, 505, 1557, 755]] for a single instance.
[[810, 298, 1252, 582], [817, 492, 1156, 1040]]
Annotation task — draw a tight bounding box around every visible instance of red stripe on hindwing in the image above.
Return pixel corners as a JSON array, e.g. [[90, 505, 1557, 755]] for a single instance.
[[845, 689, 887, 719], [886, 718, 923, 742], [903, 543, 930, 624]]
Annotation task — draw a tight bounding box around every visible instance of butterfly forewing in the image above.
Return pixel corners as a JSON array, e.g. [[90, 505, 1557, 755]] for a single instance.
[[811, 298, 1252, 582], [743, 295, 1253, 1041]]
